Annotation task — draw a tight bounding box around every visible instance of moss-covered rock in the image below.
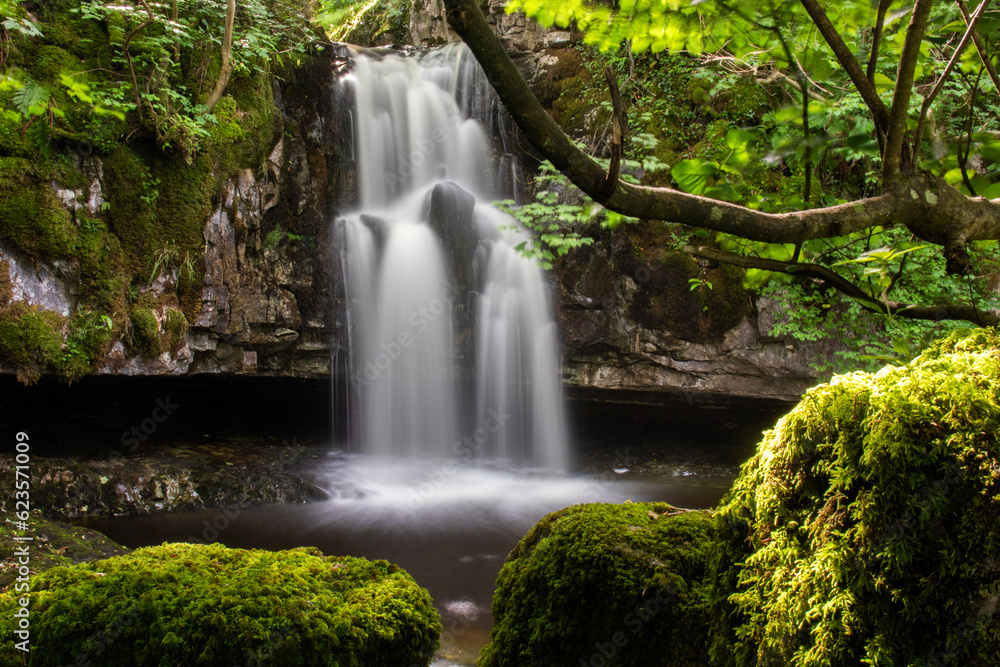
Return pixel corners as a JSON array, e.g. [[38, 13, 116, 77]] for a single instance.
[[0, 513, 129, 591], [0, 158, 77, 260], [711, 327, 1000, 666], [128, 307, 164, 358], [0, 543, 441, 666], [0, 302, 65, 384], [479, 503, 714, 666]]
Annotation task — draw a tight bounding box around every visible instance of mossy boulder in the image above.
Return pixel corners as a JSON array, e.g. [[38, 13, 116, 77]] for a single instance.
[[0, 513, 129, 590], [479, 503, 714, 666], [0, 543, 441, 666], [711, 327, 1000, 666]]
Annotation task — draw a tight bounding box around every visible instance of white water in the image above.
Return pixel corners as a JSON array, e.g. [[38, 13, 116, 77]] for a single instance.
[[337, 44, 568, 469]]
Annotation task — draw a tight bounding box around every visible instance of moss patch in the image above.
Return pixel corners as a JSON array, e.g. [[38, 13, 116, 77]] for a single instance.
[[711, 327, 1000, 666], [0, 543, 441, 666], [479, 503, 714, 666], [0, 158, 77, 260], [0, 302, 65, 384]]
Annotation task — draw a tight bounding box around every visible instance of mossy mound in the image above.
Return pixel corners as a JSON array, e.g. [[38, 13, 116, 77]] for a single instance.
[[711, 327, 1000, 666], [0, 543, 441, 666], [479, 503, 714, 667]]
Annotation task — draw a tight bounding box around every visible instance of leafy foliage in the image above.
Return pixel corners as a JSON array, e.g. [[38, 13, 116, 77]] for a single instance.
[[505, 0, 1000, 371]]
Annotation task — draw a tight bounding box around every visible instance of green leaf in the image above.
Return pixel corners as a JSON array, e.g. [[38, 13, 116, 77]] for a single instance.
[[671, 158, 719, 195], [873, 73, 894, 94]]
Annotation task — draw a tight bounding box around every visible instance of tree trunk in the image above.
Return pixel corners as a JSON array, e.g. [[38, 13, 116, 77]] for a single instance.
[[205, 0, 236, 112]]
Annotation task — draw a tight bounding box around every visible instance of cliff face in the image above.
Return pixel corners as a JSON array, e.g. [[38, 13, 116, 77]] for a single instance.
[[1, 5, 821, 405]]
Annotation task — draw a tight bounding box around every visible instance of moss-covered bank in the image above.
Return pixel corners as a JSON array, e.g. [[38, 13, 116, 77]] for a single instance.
[[479, 503, 714, 666], [0, 542, 441, 666]]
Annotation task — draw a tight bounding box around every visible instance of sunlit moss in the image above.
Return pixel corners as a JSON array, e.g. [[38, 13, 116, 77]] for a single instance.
[[710, 327, 1000, 666], [0, 543, 441, 666]]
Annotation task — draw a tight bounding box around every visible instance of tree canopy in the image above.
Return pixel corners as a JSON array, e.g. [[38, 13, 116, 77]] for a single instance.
[[444, 0, 1000, 366]]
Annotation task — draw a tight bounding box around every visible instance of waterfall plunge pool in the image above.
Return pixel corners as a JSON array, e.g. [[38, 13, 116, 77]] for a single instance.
[[74, 420, 762, 667]]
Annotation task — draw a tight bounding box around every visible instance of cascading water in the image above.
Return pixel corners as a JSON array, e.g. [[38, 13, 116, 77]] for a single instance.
[[336, 44, 568, 470]]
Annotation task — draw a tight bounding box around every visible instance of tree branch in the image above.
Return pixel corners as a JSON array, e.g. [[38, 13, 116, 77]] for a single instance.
[[866, 0, 893, 82], [685, 244, 1000, 326], [599, 66, 626, 199], [958, 0, 1000, 95], [442, 0, 1000, 255], [913, 0, 988, 164], [798, 0, 890, 133], [883, 0, 934, 182]]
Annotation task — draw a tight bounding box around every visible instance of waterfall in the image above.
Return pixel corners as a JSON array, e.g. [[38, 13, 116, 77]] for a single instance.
[[336, 44, 568, 470]]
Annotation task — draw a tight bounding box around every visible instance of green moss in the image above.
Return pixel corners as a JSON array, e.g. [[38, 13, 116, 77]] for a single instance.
[[0, 302, 65, 384], [0, 543, 441, 666], [0, 158, 78, 260], [480, 503, 714, 666], [711, 327, 1000, 666], [34, 44, 80, 80], [163, 308, 188, 350], [129, 307, 163, 358]]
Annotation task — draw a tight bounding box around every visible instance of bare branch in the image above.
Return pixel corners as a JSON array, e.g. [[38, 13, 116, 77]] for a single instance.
[[913, 0, 989, 163], [957, 0, 1000, 96], [205, 0, 236, 112], [599, 67, 626, 199], [866, 0, 893, 82], [685, 245, 1000, 326]]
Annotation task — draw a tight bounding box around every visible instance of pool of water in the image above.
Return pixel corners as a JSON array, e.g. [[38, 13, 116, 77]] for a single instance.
[[77, 452, 739, 665]]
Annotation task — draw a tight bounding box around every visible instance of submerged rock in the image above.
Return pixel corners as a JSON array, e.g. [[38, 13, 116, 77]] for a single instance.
[[0, 543, 441, 666], [712, 327, 1000, 665], [480, 502, 714, 666]]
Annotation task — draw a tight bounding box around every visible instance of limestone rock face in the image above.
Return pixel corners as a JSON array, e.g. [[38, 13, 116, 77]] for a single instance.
[[554, 224, 827, 404]]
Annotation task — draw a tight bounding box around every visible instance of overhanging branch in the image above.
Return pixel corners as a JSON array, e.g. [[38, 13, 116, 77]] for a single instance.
[[685, 245, 1000, 327], [443, 0, 1000, 253], [442, 0, 915, 243]]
